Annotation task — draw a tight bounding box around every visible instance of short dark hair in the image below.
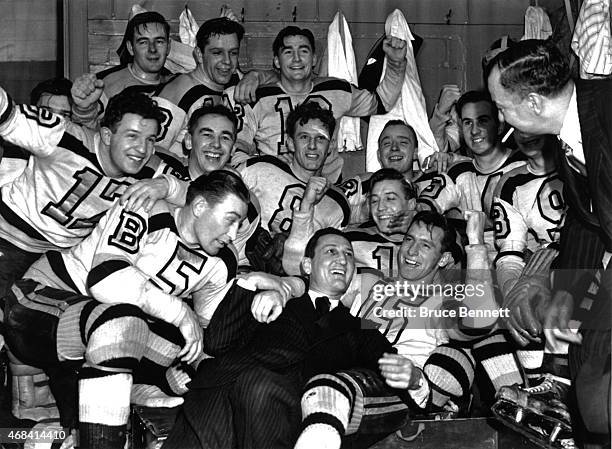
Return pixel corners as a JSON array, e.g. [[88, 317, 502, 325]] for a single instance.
[[187, 104, 238, 135], [196, 17, 245, 51], [100, 90, 165, 134], [272, 26, 316, 56], [369, 168, 416, 200], [456, 90, 499, 125], [186, 170, 250, 208], [490, 39, 571, 100], [286, 102, 335, 140], [379, 119, 417, 145], [304, 228, 349, 259], [118, 12, 170, 65], [30, 78, 72, 105], [409, 211, 457, 255]]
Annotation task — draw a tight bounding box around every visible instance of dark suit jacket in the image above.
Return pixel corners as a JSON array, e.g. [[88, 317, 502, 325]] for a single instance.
[[192, 282, 395, 389], [554, 79, 612, 299]]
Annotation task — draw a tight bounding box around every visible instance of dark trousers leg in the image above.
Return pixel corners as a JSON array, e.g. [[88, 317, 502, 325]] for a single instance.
[[0, 238, 40, 311], [232, 367, 301, 449]]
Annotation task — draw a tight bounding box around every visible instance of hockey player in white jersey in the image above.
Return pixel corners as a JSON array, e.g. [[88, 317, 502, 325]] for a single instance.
[[417, 90, 526, 255], [3, 170, 303, 449], [79, 11, 172, 122], [492, 131, 566, 298], [294, 210, 511, 449], [238, 101, 350, 236], [226, 26, 407, 182], [0, 87, 184, 305]]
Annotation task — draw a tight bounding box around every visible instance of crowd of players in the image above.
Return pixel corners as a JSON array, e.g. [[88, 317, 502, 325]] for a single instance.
[[0, 8, 608, 449]]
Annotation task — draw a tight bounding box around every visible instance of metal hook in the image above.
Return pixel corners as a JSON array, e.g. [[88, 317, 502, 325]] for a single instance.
[[292, 6, 297, 22], [241, 7, 245, 23], [445, 9, 452, 25]]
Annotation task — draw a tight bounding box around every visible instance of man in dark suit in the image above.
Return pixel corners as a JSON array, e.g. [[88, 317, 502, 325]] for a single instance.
[[163, 228, 399, 449], [487, 39, 611, 448]]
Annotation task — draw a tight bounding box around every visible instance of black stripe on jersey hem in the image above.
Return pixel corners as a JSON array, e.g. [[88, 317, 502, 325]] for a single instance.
[[304, 377, 353, 402], [255, 85, 285, 103], [79, 301, 98, 346], [302, 413, 345, 436], [326, 189, 351, 227], [247, 200, 258, 222], [96, 64, 127, 80], [0, 194, 49, 243], [46, 250, 80, 293], [312, 79, 351, 94], [345, 230, 395, 244], [494, 250, 525, 267], [218, 246, 238, 281], [0, 93, 14, 126], [86, 303, 148, 342], [447, 161, 474, 180], [1, 142, 29, 159], [499, 172, 538, 203], [58, 133, 104, 173], [148, 213, 179, 235], [245, 155, 292, 173], [178, 85, 222, 113], [374, 92, 387, 115], [87, 260, 131, 289]]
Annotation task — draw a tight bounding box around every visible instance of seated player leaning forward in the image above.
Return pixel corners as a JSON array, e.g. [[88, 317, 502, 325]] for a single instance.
[[294, 210, 508, 449], [163, 228, 402, 449], [3, 171, 300, 449]]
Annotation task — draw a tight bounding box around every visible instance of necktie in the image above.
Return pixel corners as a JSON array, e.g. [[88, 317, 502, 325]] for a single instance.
[[315, 296, 331, 317]]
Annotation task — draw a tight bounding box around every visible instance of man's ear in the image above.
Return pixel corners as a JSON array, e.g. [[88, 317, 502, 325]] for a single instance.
[[407, 198, 417, 211], [312, 53, 318, 70], [302, 257, 312, 276], [126, 41, 134, 57], [165, 37, 171, 56], [286, 136, 295, 154], [100, 127, 112, 146], [184, 133, 193, 152], [194, 47, 204, 66], [376, 149, 383, 166], [527, 93, 543, 115], [273, 55, 280, 71], [437, 251, 453, 268], [191, 195, 209, 218]]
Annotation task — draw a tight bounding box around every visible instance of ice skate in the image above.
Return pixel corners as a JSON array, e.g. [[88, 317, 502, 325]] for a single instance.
[[491, 374, 574, 449]]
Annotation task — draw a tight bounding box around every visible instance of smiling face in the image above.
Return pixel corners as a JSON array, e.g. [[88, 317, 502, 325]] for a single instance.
[[288, 118, 331, 174], [303, 234, 355, 297], [186, 113, 236, 176], [377, 124, 417, 175], [274, 34, 316, 83], [197, 33, 240, 87], [370, 179, 414, 235], [460, 101, 500, 156], [488, 66, 545, 135], [398, 221, 451, 284], [103, 113, 158, 176], [127, 22, 170, 75], [192, 192, 248, 255]]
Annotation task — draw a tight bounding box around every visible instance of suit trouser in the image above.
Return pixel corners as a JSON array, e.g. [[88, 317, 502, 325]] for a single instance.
[[164, 366, 302, 449]]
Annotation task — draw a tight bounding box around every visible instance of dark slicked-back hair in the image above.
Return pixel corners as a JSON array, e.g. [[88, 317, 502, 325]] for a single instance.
[[30, 78, 72, 105], [409, 211, 457, 255], [379, 119, 417, 145], [187, 104, 238, 135], [273, 26, 316, 56], [118, 12, 170, 65], [370, 168, 417, 200], [196, 17, 245, 51], [490, 39, 571, 100], [101, 90, 165, 134], [456, 90, 500, 125], [186, 170, 249, 208], [286, 102, 335, 140], [304, 228, 349, 259]]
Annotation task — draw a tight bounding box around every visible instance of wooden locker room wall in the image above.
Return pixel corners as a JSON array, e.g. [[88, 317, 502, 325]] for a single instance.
[[84, 0, 544, 111]]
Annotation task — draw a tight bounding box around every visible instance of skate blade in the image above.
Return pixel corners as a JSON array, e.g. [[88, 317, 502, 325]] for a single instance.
[[492, 405, 574, 449]]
